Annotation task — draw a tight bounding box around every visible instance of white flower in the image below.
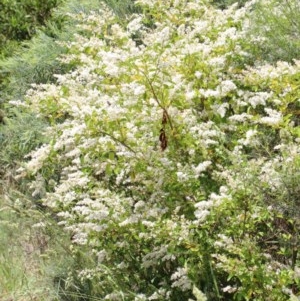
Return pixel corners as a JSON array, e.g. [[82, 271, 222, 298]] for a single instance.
[[229, 113, 252, 122], [186, 90, 195, 101], [247, 92, 271, 108], [211, 103, 229, 118], [260, 108, 282, 126], [134, 294, 147, 301], [176, 171, 189, 181], [32, 222, 46, 228], [222, 285, 237, 293], [157, 26, 171, 43], [171, 267, 192, 291], [194, 209, 210, 222], [208, 56, 226, 67], [72, 232, 88, 245], [25, 144, 51, 174], [193, 161, 212, 176], [218, 80, 237, 95], [192, 286, 207, 301], [133, 83, 146, 95], [134, 201, 146, 212], [97, 250, 108, 263], [195, 71, 202, 79], [199, 88, 221, 98], [239, 129, 258, 146], [127, 16, 143, 33], [195, 200, 214, 211]]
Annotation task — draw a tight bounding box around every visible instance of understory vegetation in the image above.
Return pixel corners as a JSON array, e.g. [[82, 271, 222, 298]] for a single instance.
[[0, 0, 299, 300]]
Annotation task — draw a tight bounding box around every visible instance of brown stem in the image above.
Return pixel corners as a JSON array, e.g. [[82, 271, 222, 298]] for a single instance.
[[142, 71, 174, 131]]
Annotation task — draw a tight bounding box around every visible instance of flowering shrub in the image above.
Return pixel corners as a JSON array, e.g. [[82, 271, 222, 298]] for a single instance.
[[18, 0, 300, 300]]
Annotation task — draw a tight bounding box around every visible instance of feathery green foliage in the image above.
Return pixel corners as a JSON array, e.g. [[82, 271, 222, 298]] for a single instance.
[[0, 108, 46, 169], [0, 0, 61, 57], [247, 0, 300, 63]]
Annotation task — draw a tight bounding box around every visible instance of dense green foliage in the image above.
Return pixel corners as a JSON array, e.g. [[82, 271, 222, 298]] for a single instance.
[[0, 0, 300, 300], [0, 0, 61, 57]]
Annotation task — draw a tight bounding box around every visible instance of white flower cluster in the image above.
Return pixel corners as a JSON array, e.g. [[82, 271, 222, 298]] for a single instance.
[[171, 267, 192, 291]]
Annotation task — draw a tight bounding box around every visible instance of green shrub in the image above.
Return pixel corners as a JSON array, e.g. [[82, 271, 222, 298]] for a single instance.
[[0, 0, 62, 57], [247, 0, 300, 63], [0, 108, 46, 170]]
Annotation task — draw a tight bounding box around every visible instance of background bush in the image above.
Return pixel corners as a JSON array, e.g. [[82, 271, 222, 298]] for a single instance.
[[247, 0, 300, 63], [0, 0, 61, 57]]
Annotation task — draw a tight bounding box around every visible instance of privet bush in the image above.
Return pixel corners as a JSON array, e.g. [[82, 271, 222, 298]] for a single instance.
[[17, 0, 300, 300]]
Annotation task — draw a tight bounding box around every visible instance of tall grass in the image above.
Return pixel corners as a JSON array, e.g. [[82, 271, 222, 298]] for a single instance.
[[0, 193, 73, 301]]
